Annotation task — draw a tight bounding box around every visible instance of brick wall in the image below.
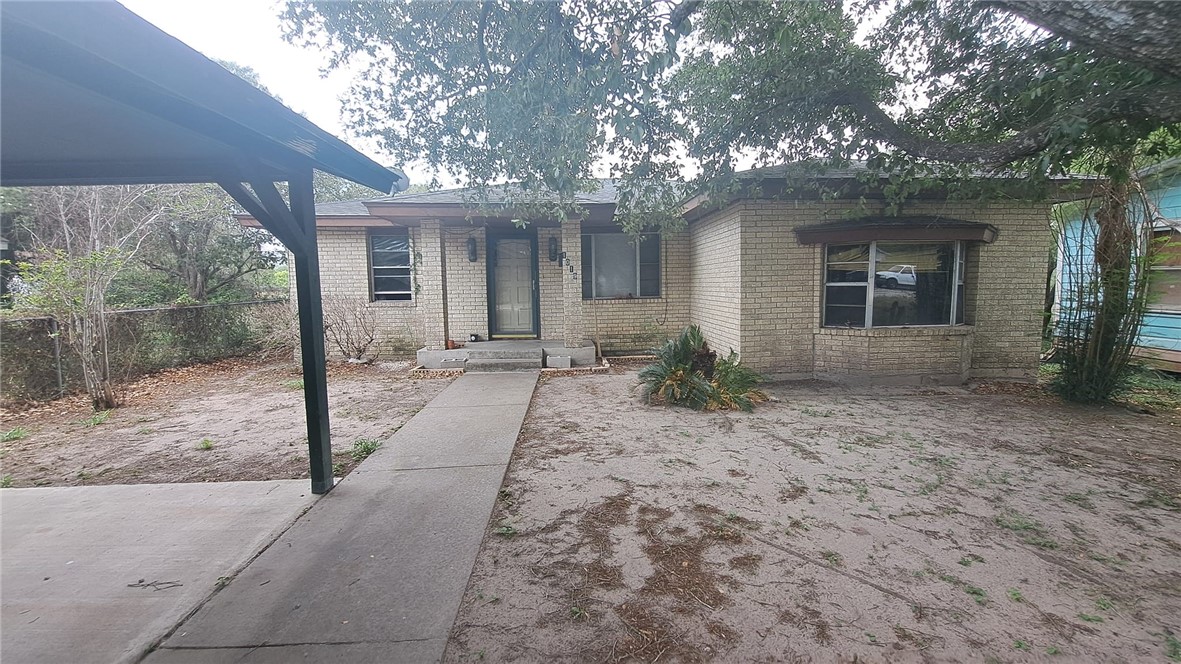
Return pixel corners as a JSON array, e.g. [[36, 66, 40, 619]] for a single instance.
[[582, 231, 692, 352], [443, 227, 489, 341], [538, 227, 564, 339], [690, 198, 1052, 382], [689, 207, 743, 355], [297, 228, 427, 358]]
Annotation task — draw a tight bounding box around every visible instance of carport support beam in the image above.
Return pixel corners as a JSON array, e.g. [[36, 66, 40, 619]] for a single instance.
[[289, 170, 334, 494]]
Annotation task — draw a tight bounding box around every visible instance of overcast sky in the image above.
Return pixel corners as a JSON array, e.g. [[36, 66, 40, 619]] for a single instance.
[[120, 0, 440, 186]]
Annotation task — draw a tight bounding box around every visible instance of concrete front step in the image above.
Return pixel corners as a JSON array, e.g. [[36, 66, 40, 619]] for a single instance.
[[465, 348, 544, 360], [464, 358, 543, 372]]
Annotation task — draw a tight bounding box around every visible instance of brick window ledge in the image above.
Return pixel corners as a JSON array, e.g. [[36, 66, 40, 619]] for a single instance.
[[370, 300, 416, 307]]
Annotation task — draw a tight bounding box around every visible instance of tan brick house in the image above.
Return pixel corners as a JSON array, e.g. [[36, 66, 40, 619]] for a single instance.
[[245, 167, 1069, 384]]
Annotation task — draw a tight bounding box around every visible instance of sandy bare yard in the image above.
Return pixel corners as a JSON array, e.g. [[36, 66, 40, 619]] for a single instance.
[[447, 371, 1181, 662], [0, 360, 451, 486]]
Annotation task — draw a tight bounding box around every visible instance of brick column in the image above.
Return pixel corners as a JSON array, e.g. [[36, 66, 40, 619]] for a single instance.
[[561, 219, 585, 346], [417, 219, 448, 349]]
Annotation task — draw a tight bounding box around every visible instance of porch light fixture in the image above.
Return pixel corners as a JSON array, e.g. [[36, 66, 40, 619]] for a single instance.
[[467, 237, 478, 262], [548, 236, 559, 262]]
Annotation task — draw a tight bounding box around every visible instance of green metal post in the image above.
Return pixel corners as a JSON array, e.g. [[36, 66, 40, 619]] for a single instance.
[[289, 171, 334, 494]]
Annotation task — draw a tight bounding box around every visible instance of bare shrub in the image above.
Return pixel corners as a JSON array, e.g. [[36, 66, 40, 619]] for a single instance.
[[322, 297, 380, 361]]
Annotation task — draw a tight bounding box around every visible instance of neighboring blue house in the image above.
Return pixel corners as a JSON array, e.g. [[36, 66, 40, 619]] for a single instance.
[[1056, 157, 1181, 372]]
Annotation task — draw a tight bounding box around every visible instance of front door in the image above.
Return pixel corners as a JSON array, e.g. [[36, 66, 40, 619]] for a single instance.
[[489, 236, 538, 337]]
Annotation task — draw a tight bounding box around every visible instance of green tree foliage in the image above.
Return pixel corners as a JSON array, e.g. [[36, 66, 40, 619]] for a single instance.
[[280, 0, 1181, 227]]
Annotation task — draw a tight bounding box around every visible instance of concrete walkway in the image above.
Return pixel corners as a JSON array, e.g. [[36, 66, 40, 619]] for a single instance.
[[1, 481, 318, 664], [144, 371, 538, 663]]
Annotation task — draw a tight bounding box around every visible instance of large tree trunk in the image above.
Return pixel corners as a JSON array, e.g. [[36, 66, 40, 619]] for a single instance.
[[992, 1, 1181, 80]]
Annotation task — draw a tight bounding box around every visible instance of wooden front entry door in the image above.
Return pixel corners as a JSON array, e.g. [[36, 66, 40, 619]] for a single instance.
[[490, 237, 538, 337]]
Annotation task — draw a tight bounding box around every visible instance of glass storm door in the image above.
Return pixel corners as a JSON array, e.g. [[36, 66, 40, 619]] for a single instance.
[[491, 237, 537, 336]]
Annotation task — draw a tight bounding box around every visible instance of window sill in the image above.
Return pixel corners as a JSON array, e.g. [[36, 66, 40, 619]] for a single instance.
[[815, 325, 974, 336], [370, 299, 416, 307], [583, 296, 665, 303]]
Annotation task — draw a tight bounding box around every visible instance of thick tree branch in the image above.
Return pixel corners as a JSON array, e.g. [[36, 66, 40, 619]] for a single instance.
[[668, 0, 702, 31], [834, 86, 1181, 165], [989, 1, 1181, 80]]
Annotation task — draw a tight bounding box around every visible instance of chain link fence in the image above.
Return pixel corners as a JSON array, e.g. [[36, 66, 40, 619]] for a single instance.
[[1, 300, 292, 404]]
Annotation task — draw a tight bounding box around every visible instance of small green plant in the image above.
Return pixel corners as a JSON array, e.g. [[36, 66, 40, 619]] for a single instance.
[[1077, 613, 1104, 623], [1095, 596, 1113, 611], [1063, 491, 1096, 510], [1007, 588, 1024, 602], [2, 427, 29, 442], [197, 438, 215, 451], [995, 509, 1058, 548], [570, 606, 588, 620], [958, 554, 985, 567], [820, 550, 843, 567], [1046, 646, 1062, 655], [1160, 630, 1181, 662], [283, 378, 304, 390], [638, 325, 766, 412], [332, 462, 345, 476], [0, 475, 13, 488], [964, 585, 988, 605], [494, 523, 518, 537], [350, 438, 382, 462], [76, 471, 92, 481], [1014, 640, 1030, 651], [79, 410, 112, 427]]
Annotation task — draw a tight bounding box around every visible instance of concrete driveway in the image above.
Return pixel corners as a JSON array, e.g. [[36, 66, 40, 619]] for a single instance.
[[1, 481, 317, 664]]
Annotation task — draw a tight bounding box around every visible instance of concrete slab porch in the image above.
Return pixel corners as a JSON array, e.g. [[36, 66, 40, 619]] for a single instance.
[[0, 481, 318, 664], [417, 339, 596, 369]]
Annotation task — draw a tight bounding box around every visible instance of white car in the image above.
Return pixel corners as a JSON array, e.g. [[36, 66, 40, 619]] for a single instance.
[[875, 265, 916, 289]]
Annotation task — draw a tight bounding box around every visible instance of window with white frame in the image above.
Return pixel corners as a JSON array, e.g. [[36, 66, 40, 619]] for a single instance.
[[581, 232, 660, 299], [369, 230, 412, 301], [824, 241, 965, 327], [1148, 227, 1181, 312]]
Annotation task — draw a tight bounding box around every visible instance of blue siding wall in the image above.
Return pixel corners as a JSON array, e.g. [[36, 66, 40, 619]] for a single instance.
[[1056, 168, 1181, 355]]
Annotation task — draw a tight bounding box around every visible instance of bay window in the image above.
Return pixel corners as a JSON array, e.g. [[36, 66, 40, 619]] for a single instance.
[[824, 241, 965, 327]]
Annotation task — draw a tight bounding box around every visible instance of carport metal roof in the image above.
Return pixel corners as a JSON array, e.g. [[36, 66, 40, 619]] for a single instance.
[[0, 0, 404, 494]]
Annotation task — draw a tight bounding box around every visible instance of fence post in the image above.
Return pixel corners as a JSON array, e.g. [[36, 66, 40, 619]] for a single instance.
[[49, 317, 64, 397]]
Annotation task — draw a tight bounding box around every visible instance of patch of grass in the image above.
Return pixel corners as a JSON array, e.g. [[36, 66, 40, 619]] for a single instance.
[[1077, 613, 1104, 624], [0, 475, 13, 488], [995, 509, 1058, 548], [1134, 489, 1179, 511], [76, 471, 92, 481], [958, 554, 985, 567], [569, 606, 588, 620], [964, 585, 988, 605], [79, 410, 112, 427], [820, 550, 843, 567], [1116, 366, 1181, 412], [1007, 588, 1024, 602], [1014, 640, 1030, 651], [350, 438, 382, 462], [494, 523, 518, 537], [282, 378, 304, 390], [1158, 630, 1181, 662], [1095, 596, 1114, 611], [196, 438, 214, 451], [1046, 646, 1062, 655], [136, 426, 154, 435], [2, 427, 29, 442], [1063, 491, 1096, 510], [332, 462, 345, 476]]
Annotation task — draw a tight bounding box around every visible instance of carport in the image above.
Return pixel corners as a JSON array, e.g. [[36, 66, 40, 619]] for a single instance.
[[0, 0, 407, 494]]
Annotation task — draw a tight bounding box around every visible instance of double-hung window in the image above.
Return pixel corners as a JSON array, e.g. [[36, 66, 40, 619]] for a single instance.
[[823, 241, 965, 327], [369, 230, 412, 301], [581, 232, 661, 299], [1148, 227, 1181, 312]]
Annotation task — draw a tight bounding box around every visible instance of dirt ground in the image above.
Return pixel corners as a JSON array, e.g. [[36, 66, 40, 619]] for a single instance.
[[447, 371, 1181, 663], [0, 359, 451, 487]]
